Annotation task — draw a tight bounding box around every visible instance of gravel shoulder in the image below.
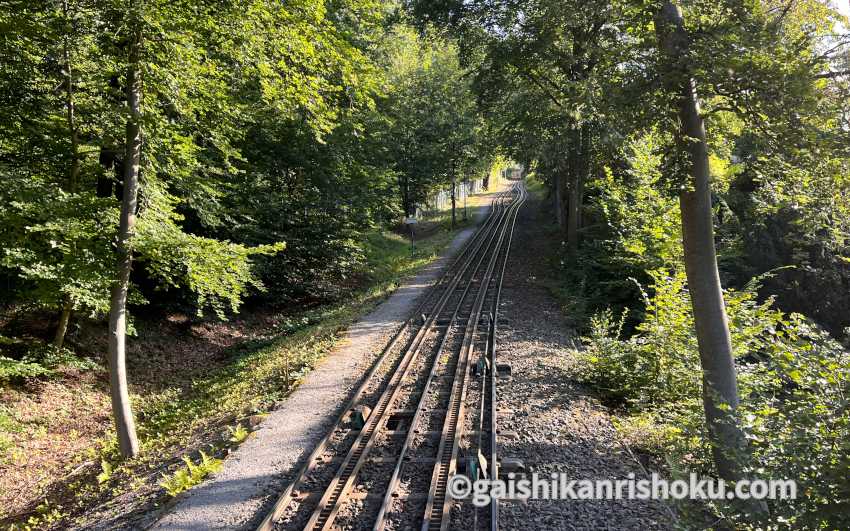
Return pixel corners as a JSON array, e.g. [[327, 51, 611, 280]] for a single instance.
[[150, 201, 498, 531], [494, 194, 674, 530]]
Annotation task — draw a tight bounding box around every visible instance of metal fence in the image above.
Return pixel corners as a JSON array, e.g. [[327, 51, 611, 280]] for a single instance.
[[415, 178, 484, 218]]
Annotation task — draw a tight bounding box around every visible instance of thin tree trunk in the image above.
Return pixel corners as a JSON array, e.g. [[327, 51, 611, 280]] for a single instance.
[[578, 123, 591, 233], [450, 160, 456, 229], [656, 5, 764, 511], [53, 299, 72, 349], [565, 129, 580, 250], [108, 24, 142, 459], [53, 0, 80, 349]]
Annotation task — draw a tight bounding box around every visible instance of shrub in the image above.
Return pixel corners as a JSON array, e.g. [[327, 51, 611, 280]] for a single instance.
[[160, 451, 222, 497], [0, 356, 52, 384], [579, 270, 699, 408], [579, 272, 850, 529], [0, 344, 101, 386]]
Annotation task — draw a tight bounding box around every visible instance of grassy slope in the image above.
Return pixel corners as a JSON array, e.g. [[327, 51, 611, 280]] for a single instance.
[[0, 188, 501, 530]]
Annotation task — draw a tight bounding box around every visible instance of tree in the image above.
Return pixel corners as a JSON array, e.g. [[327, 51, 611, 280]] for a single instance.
[[381, 28, 489, 221], [654, 0, 750, 487], [106, 4, 143, 457]]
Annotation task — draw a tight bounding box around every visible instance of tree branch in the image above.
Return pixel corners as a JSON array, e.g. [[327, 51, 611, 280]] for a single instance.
[[814, 69, 850, 79]]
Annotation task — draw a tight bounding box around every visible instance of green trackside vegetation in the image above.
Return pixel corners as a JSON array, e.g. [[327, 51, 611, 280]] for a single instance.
[[412, 0, 850, 527], [3, 207, 496, 528]]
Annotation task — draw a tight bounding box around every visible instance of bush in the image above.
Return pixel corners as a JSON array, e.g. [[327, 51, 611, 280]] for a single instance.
[[0, 356, 52, 384], [160, 451, 222, 497], [0, 344, 100, 386], [579, 272, 850, 529], [22, 344, 101, 372], [579, 270, 699, 408]]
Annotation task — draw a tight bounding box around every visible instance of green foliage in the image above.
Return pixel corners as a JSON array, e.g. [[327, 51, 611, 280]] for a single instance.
[[579, 274, 850, 528], [596, 133, 683, 270], [548, 130, 683, 329], [227, 424, 249, 444], [0, 406, 23, 447], [7, 500, 66, 530], [0, 357, 52, 385], [380, 27, 495, 217], [159, 451, 222, 497], [580, 270, 697, 407], [737, 316, 850, 527], [135, 184, 285, 318], [22, 344, 100, 372], [0, 343, 100, 386], [96, 460, 113, 484], [0, 178, 119, 318]]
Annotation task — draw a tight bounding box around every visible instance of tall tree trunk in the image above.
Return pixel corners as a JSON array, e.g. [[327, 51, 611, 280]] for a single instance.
[[450, 159, 456, 229], [656, 5, 764, 511], [108, 24, 142, 459], [565, 129, 581, 251], [54, 0, 80, 349]]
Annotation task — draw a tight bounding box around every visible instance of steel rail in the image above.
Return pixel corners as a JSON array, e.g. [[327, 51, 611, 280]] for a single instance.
[[301, 190, 517, 531], [472, 186, 521, 530], [486, 182, 526, 531], [370, 185, 519, 531], [256, 188, 512, 531], [421, 182, 526, 531]]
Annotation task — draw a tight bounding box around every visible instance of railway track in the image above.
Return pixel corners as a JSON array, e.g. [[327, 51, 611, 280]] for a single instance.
[[258, 181, 527, 531]]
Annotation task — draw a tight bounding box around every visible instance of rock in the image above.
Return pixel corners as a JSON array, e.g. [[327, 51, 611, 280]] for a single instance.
[[500, 457, 526, 474], [247, 414, 266, 429]]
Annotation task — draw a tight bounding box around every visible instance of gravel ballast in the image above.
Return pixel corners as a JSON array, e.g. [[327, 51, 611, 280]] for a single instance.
[[492, 195, 674, 530]]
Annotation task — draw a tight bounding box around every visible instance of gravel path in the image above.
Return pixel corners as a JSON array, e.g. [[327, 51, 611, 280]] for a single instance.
[[150, 203, 496, 531], [493, 195, 674, 530]]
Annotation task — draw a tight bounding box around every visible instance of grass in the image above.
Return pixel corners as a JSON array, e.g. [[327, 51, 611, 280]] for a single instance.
[[524, 173, 547, 199], [0, 185, 505, 529], [0, 407, 23, 461]]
